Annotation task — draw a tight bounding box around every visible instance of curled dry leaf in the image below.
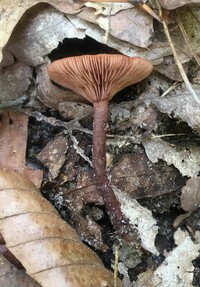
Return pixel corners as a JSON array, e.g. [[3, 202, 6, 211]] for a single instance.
[[0, 0, 81, 64], [181, 177, 200, 212], [37, 63, 86, 109], [158, 0, 200, 9], [2, 3, 84, 66], [0, 170, 122, 287], [81, 4, 153, 48]]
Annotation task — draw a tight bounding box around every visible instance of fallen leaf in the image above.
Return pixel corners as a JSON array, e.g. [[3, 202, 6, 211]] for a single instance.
[[154, 55, 189, 81], [109, 7, 153, 48], [114, 187, 159, 255], [0, 63, 32, 104], [131, 229, 200, 287], [111, 151, 182, 198], [0, 170, 121, 287], [146, 84, 200, 133], [3, 3, 84, 66], [0, 0, 81, 64], [62, 169, 106, 250], [58, 102, 93, 120], [181, 177, 200, 211], [0, 112, 42, 187], [143, 138, 200, 177], [158, 0, 200, 10], [85, 2, 132, 16], [37, 63, 86, 109], [110, 88, 158, 132], [36, 133, 68, 180]]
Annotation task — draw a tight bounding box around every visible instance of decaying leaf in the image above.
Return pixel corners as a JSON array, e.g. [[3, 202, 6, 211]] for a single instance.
[[62, 169, 106, 250], [158, 0, 200, 10], [145, 84, 200, 133], [111, 151, 182, 199], [109, 87, 158, 132], [0, 253, 41, 287], [84, 2, 132, 16], [0, 63, 32, 105], [131, 229, 200, 287], [0, 111, 121, 286], [181, 177, 200, 212], [2, 3, 84, 66], [154, 55, 189, 81], [143, 138, 200, 177], [0, 112, 42, 187], [36, 63, 86, 109], [58, 102, 93, 120], [114, 187, 159, 255], [0, 0, 81, 64], [36, 133, 68, 180], [0, 170, 121, 287], [79, 4, 153, 48], [109, 7, 153, 48]]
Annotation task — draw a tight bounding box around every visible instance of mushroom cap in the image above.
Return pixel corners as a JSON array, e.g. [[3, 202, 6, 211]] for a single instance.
[[47, 54, 153, 103]]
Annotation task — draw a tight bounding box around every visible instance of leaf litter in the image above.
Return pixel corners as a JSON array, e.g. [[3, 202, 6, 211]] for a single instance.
[[1, 0, 200, 286]]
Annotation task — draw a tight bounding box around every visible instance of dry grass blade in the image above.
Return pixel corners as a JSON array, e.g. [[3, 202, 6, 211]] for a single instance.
[[114, 244, 119, 287], [156, 0, 200, 104]]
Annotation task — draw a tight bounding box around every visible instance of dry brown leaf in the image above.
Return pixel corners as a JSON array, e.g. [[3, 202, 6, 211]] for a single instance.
[[36, 133, 68, 180], [111, 151, 182, 199], [158, 0, 200, 9], [181, 177, 200, 212], [0, 0, 81, 64], [0, 170, 121, 287], [109, 7, 153, 48], [0, 111, 121, 286], [0, 111, 42, 187], [62, 169, 106, 250]]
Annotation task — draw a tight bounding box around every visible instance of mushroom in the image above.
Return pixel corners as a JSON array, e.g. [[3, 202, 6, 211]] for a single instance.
[[47, 54, 153, 233]]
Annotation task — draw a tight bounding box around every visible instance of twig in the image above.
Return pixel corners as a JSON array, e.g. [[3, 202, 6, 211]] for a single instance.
[[30, 111, 92, 166], [160, 82, 180, 97], [68, 129, 92, 166], [0, 95, 28, 109], [156, 1, 200, 104]]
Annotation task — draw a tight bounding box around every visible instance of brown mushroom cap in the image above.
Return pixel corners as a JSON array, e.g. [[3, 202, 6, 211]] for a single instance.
[[47, 54, 153, 103]]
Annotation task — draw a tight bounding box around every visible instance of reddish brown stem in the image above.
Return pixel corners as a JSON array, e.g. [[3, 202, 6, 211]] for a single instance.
[[93, 100, 125, 230]]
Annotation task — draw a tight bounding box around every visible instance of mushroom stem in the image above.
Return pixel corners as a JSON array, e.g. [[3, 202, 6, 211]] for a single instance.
[[93, 100, 124, 230]]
